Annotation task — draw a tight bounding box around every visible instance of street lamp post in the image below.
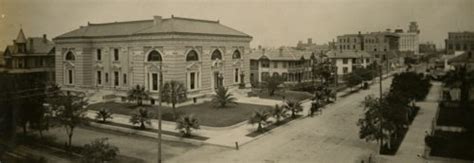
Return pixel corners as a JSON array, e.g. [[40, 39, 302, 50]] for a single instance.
[[157, 63, 164, 163]]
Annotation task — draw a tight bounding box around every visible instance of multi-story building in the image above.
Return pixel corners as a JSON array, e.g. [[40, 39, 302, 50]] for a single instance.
[[296, 38, 331, 54], [2, 29, 55, 79], [249, 48, 314, 83], [336, 33, 364, 51], [395, 22, 420, 55], [445, 31, 474, 54], [53, 16, 252, 101], [326, 50, 373, 77], [336, 31, 399, 53]]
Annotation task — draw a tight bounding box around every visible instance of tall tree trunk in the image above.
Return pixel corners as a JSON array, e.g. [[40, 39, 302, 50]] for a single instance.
[[140, 122, 145, 129], [68, 132, 73, 148], [257, 123, 262, 131], [172, 103, 177, 120]]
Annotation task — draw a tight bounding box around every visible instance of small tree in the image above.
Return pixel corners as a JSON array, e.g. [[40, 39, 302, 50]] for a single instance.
[[51, 92, 88, 148], [162, 81, 187, 120], [344, 72, 363, 91], [272, 104, 287, 124], [95, 108, 113, 123], [248, 109, 271, 132], [127, 85, 150, 106], [211, 86, 237, 108], [283, 99, 303, 118], [176, 114, 200, 137], [129, 107, 152, 129], [81, 138, 119, 163], [263, 75, 284, 96]]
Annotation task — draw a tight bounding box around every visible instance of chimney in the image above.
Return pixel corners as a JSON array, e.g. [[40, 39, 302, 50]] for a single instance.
[[358, 31, 361, 35], [29, 38, 34, 52], [308, 38, 313, 44], [279, 47, 283, 56], [43, 34, 47, 43], [153, 16, 162, 25], [386, 28, 391, 32]]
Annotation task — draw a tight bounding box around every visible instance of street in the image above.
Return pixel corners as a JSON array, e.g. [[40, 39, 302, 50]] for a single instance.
[[167, 77, 394, 163]]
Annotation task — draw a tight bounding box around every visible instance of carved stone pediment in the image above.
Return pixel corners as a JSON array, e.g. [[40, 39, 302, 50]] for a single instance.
[[186, 62, 201, 70], [233, 59, 242, 66], [63, 61, 75, 68], [94, 62, 104, 70], [211, 59, 224, 69], [112, 63, 121, 70], [146, 63, 162, 72]]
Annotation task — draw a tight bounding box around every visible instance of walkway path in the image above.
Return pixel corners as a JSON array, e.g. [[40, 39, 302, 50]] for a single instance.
[[380, 82, 469, 163]]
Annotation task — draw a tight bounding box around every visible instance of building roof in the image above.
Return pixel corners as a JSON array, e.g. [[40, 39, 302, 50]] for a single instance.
[[15, 29, 27, 43], [4, 31, 54, 55], [250, 48, 314, 61], [326, 50, 372, 59], [55, 16, 251, 39], [448, 51, 474, 64]]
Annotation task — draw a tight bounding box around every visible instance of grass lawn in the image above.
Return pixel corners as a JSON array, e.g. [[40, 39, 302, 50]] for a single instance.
[[429, 131, 474, 160], [250, 89, 313, 101], [88, 101, 272, 127], [436, 106, 468, 127]]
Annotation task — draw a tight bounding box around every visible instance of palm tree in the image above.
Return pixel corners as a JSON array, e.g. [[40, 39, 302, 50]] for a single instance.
[[212, 86, 237, 108], [162, 80, 187, 120], [129, 107, 152, 129], [248, 109, 271, 132], [176, 114, 200, 137], [283, 98, 303, 118], [272, 104, 287, 124], [95, 108, 113, 123], [127, 85, 150, 106]]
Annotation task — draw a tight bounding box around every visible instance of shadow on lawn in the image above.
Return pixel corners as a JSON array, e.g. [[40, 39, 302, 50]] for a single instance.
[[245, 115, 302, 138]]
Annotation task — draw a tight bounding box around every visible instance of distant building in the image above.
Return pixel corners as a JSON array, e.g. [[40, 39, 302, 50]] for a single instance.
[[326, 50, 373, 77], [419, 42, 437, 54], [395, 22, 420, 55], [448, 51, 474, 71], [296, 38, 331, 54], [53, 16, 252, 101], [2, 29, 55, 80], [249, 48, 314, 83], [445, 31, 474, 54]]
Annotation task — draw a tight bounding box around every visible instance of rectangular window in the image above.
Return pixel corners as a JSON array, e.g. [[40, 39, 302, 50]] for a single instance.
[[262, 61, 269, 68], [114, 71, 119, 86], [97, 49, 102, 61], [105, 73, 109, 83], [152, 73, 158, 91], [273, 62, 278, 68], [352, 58, 356, 63], [283, 62, 287, 68], [190, 72, 195, 90], [97, 71, 102, 85], [114, 48, 119, 61], [343, 67, 348, 74], [123, 73, 127, 85], [68, 70, 73, 84], [343, 59, 348, 64], [234, 68, 239, 83]]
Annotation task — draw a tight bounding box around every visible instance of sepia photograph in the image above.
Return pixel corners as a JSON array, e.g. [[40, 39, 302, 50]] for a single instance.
[[0, 0, 473, 162]]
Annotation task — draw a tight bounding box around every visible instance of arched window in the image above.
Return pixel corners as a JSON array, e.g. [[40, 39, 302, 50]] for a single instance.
[[211, 50, 222, 60], [147, 50, 162, 62], [186, 50, 199, 61], [65, 52, 75, 61], [232, 50, 241, 59]]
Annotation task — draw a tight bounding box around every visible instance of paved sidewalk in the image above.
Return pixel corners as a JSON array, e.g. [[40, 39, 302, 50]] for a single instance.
[[380, 82, 469, 163]]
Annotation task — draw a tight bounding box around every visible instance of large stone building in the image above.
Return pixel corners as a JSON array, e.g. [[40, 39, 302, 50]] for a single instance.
[[53, 16, 252, 100], [249, 48, 314, 84], [336, 31, 399, 53], [295, 38, 331, 54], [445, 31, 474, 54], [395, 22, 420, 55], [419, 42, 437, 54], [2, 29, 55, 79]]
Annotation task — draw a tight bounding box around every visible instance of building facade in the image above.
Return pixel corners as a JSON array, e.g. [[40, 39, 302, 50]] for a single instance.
[[419, 42, 437, 54], [395, 22, 420, 55], [445, 31, 474, 54], [53, 16, 252, 100], [326, 50, 373, 77], [249, 48, 314, 84], [336, 31, 399, 53], [2, 29, 55, 79], [295, 38, 331, 54]]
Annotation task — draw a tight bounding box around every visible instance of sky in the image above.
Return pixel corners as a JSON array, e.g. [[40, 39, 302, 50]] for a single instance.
[[0, 0, 473, 50]]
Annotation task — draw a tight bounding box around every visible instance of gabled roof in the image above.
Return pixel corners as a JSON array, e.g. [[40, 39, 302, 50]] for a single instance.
[[55, 16, 252, 39], [4, 35, 54, 55], [448, 51, 474, 64], [15, 29, 27, 43], [250, 48, 313, 61], [326, 50, 372, 59]]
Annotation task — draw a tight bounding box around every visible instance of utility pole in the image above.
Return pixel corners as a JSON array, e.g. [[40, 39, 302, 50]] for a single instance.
[[157, 63, 163, 163]]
